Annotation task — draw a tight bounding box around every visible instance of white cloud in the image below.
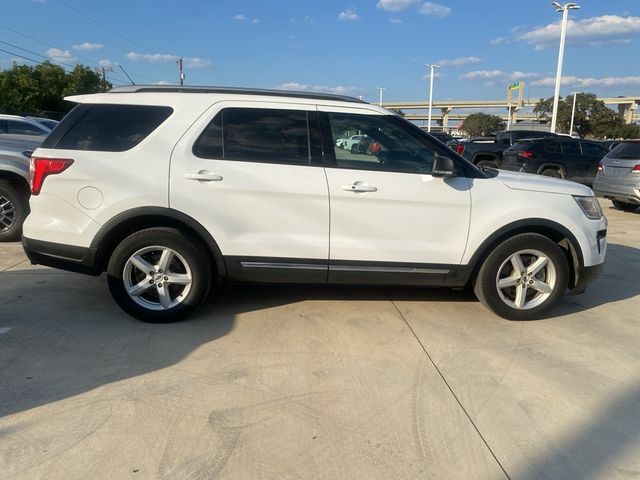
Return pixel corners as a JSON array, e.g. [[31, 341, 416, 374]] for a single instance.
[[182, 57, 213, 68], [338, 9, 360, 22], [418, 2, 451, 18], [275, 82, 361, 96], [72, 42, 104, 51], [376, 0, 418, 11], [98, 59, 118, 68], [437, 56, 481, 67], [125, 52, 212, 68], [531, 75, 640, 88], [233, 14, 259, 24], [46, 48, 77, 63], [390, 18, 403, 25], [518, 15, 640, 49], [490, 36, 506, 45], [460, 69, 541, 86]]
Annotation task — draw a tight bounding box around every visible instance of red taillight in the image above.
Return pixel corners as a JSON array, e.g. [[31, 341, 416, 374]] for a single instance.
[[632, 165, 640, 174], [597, 161, 604, 172], [455, 143, 464, 155], [521, 151, 534, 158], [30, 157, 74, 195]]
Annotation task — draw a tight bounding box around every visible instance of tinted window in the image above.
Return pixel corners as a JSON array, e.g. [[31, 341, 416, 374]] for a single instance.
[[580, 142, 607, 158], [544, 141, 560, 153], [328, 113, 437, 174], [561, 141, 581, 155], [193, 112, 223, 159], [607, 142, 640, 159], [54, 104, 173, 152], [225, 108, 310, 164], [7, 120, 46, 135]]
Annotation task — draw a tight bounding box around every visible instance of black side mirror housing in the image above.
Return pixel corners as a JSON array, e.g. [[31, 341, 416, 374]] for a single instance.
[[432, 156, 456, 177]]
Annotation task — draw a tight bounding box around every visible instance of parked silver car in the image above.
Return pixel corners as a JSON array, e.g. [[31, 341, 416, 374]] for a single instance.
[[0, 134, 42, 241], [593, 140, 640, 212]]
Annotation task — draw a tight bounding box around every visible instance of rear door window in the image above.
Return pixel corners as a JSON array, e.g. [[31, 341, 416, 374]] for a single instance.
[[194, 108, 315, 165], [561, 141, 581, 156], [580, 142, 607, 158], [6, 120, 46, 135], [48, 104, 173, 152]]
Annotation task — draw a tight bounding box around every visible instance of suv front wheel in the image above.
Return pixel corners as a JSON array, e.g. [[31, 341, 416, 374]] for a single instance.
[[107, 227, 211, 322], [474, 233, 569, 320]]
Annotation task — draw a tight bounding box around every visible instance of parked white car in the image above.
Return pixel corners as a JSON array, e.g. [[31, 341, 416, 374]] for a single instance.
[[342, 135, 365, 150], [23, 86, 606, 322]]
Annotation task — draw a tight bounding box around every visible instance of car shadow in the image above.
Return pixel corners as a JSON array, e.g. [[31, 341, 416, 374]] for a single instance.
[[552, 242, 640, 318], [0, 241, 636, 418]]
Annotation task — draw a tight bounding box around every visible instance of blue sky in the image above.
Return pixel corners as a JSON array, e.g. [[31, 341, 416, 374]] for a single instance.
[[2, 0, 639, 104]]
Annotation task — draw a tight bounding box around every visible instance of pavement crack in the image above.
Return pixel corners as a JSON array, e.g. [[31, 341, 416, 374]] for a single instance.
[[385, 289, 512, 480]]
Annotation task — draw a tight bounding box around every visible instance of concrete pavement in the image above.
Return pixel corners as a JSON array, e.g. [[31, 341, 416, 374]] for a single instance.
[[1, 201, 639, 479]]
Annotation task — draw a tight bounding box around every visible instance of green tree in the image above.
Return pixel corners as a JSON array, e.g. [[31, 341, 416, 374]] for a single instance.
[[0, 61, 110, 116], [461, 113, 505, 136], [534, 93, 621, 138]]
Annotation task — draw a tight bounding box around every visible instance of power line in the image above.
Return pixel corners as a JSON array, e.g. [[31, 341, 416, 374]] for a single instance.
[[0, 39, 76, 69], [55, 0, 152, 53], [0, 47, 42, 65], [0, 24, 157, 85]]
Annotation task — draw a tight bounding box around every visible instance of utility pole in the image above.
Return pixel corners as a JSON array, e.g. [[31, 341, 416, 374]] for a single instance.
[[178, 57, 185, 86], [376, 87, 385, 106], [569, 91, 579, 137], [550, 2, 580, 133], [99, 66, 113, 92], [425, 64, 439, 133]]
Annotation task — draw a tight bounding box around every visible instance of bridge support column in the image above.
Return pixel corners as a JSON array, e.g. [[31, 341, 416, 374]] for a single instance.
[[618, 103, 637, 124], [441, 107, 452, 132]]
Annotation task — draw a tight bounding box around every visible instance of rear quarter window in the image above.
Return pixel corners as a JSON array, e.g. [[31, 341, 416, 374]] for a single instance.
[[44, 104, 173, 152]]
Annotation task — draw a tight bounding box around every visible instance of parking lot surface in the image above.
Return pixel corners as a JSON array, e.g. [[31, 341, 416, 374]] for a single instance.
[[1, 201, 639, 480]]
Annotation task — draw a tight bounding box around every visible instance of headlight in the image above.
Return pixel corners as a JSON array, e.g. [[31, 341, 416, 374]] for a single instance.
[[573, 195, 603, 219]]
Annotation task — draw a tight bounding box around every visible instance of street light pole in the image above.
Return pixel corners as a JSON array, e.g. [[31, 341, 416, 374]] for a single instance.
[[569, 91, 579, 137], [377, 87, 386, 106], [550, 2, 580, 133], [426, 64, 439, 133]]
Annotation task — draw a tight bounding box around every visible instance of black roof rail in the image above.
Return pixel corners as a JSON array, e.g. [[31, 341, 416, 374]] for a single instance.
[[108, 85, 367, 104]]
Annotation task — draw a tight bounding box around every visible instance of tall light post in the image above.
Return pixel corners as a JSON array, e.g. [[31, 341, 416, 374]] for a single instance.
[[550, 2, 580, 133], [425, 63, 439, 132], [377, 87, 386, 106], [569, 91, 579, 137]]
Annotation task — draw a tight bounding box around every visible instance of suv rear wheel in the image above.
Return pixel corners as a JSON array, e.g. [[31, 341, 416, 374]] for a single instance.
[[0, 180, 28, 242], [474, 233, 569, 320], [107, 227, 211, 322]]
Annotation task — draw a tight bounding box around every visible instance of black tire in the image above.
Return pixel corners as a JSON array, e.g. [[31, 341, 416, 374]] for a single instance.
[[476, 160, 498, 169], [107, 227, 212, 323], [351, 144, 358, 154], [473, 233, 569, 320], [541, 168, 562, 179], [0, 180, 29, 242], [612, 200, 639, 212]]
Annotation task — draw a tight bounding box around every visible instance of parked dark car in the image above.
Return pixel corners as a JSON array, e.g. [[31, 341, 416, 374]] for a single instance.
[[500, 138, 609, 185], [429, 131, 454, 144], [452, 130, 559, 168], [594, 140, 640, 211]]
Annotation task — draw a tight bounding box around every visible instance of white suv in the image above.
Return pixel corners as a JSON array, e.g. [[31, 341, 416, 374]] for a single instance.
[[23, 86, 607, 322]]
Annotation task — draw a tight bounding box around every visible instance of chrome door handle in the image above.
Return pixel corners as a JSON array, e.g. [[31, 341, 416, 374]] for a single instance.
[[342, 183, 377, 193], [185, 171, 223, 182]]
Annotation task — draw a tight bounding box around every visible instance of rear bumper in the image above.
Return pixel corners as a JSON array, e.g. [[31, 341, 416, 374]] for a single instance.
[[593, 183, 640, 204], [22, 237, 99, 275]]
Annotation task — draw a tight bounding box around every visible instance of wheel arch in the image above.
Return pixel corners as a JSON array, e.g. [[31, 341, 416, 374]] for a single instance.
[[537, 163, 566, 178], [466, 219, 583, 290], [0, 171, 30, 196], [91, 207, 227, 277]]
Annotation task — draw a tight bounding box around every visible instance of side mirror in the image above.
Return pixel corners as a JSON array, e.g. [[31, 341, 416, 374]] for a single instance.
[[432, 156, 456, 177]]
